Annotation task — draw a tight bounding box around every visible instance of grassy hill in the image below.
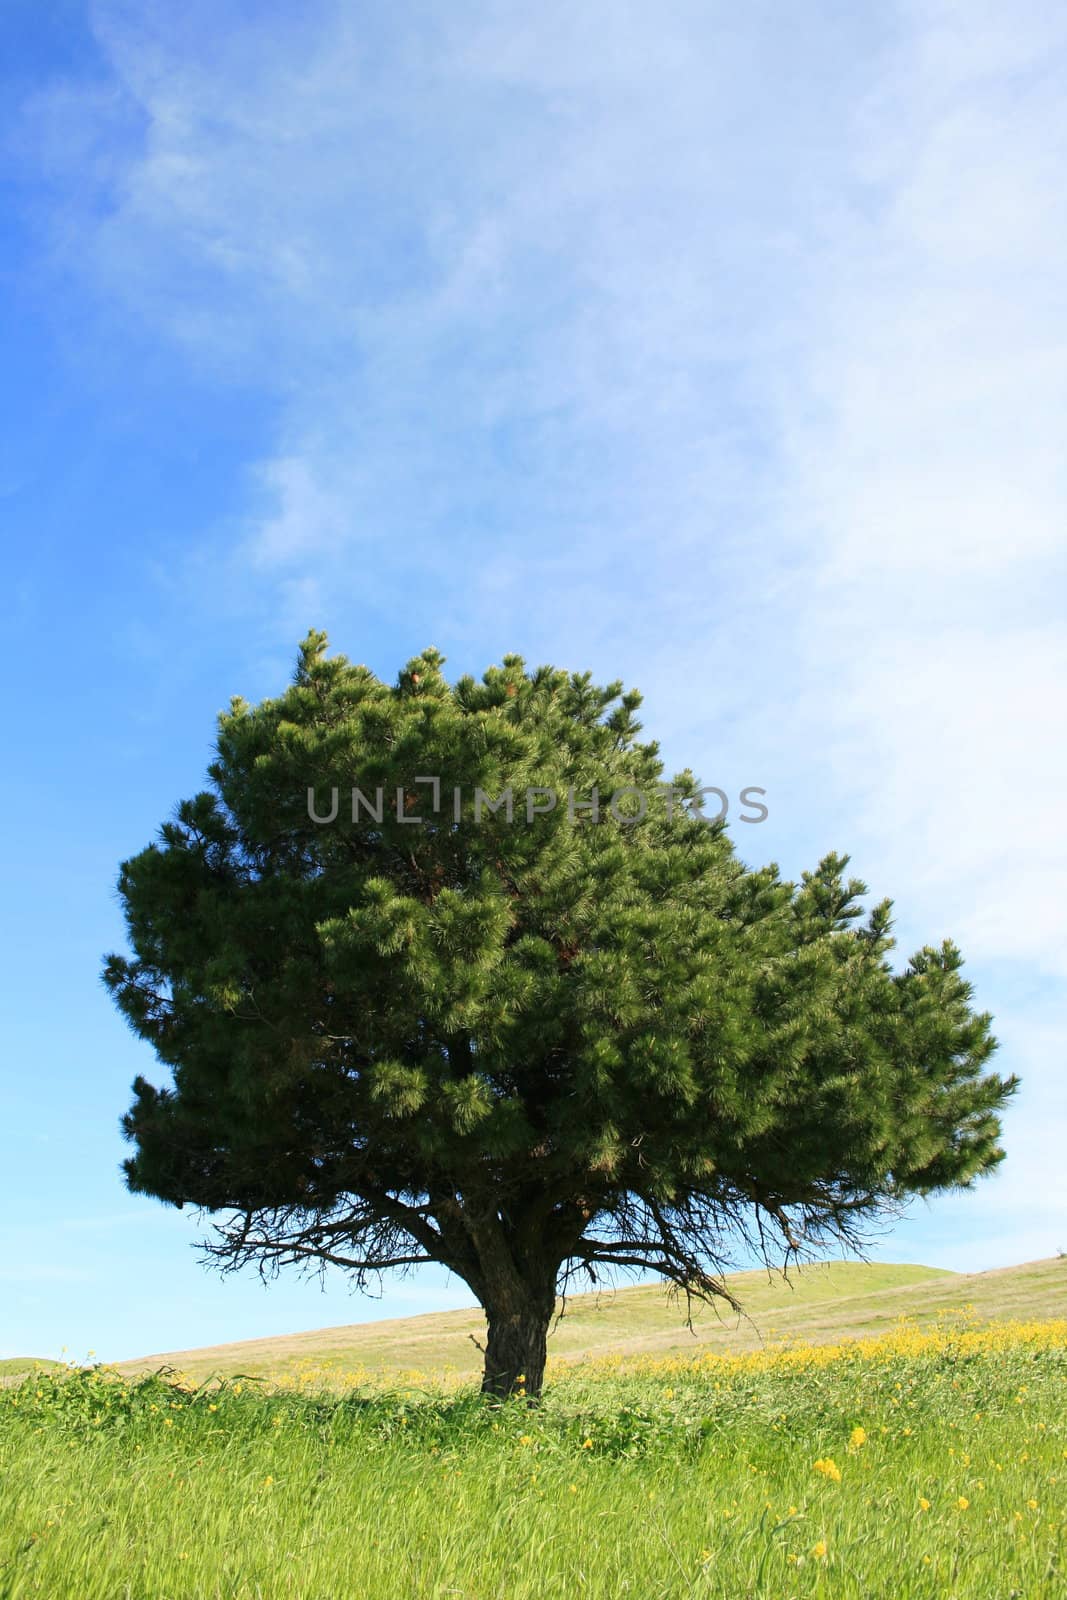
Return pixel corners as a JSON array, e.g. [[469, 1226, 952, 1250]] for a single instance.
[[0, 1357, 63, 1377], [112, 1254, 1067, 1389], [6, 1261, 1066, 1596]]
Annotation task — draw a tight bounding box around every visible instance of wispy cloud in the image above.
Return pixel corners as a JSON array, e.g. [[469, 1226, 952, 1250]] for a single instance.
[[12, 0, 1066, 1258], [770, 0, 1067, 973]]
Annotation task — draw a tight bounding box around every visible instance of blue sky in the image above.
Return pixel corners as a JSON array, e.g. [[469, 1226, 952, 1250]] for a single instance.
[[2, 0, 1064, 1365]]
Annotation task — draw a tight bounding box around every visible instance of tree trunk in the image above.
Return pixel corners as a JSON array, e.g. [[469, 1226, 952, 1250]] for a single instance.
[[480, 1282, 555, 1401]]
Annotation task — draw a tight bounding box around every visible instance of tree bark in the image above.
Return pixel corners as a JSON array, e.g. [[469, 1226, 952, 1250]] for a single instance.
[[480, 1281, 556, 1401]]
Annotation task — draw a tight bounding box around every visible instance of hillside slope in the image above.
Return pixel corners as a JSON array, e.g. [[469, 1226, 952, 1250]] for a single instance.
[[114, 1255, 1067, 1389]]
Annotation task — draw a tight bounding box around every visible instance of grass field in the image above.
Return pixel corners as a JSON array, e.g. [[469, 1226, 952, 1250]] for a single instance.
[[2, 1260, 1065, 1598], [108, 1253, 1067, 1391]]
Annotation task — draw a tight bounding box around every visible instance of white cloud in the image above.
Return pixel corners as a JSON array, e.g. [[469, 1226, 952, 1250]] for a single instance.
[[16, 0, 1065, 1261], [249, 457, 349, 568], [768, 1, 1067, 977]]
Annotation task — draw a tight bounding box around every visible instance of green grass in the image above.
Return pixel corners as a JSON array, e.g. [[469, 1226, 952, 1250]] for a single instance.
[[5, 1263, 1065, 1596], [116, 1255, 1067, 1390], [2, 1315, 1064, 1598]]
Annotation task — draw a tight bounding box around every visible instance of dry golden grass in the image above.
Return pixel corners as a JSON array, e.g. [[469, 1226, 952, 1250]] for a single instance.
[[111, 1254, 1067, 1391]]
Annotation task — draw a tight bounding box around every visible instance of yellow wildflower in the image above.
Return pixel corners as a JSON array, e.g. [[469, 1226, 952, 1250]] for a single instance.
[[919, 1498, 931, 1511], [813, 1458, 842, 1482], [849, 1427, 866, 1450], [956, 1496, 970, 1511], [811, 1540, 828, 1559]]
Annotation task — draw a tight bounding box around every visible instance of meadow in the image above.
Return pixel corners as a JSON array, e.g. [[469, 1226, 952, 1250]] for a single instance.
[[2, 1263, 1065, 1598], [97, 1254, 1067, 1391]]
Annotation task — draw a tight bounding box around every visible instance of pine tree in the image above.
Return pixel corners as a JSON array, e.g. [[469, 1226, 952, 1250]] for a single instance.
[[105, 633, 1015, 1399]]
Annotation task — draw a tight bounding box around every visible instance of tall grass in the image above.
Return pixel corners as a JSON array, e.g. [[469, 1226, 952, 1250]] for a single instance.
[[2, 1315, 1064, 1598]]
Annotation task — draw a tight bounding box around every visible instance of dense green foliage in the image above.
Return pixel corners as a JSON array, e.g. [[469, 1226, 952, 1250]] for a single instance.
[[104, 634, 1015, 1395]]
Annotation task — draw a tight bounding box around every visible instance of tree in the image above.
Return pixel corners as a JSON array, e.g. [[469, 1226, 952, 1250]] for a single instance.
[[105, 633, 1016, 1400]]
